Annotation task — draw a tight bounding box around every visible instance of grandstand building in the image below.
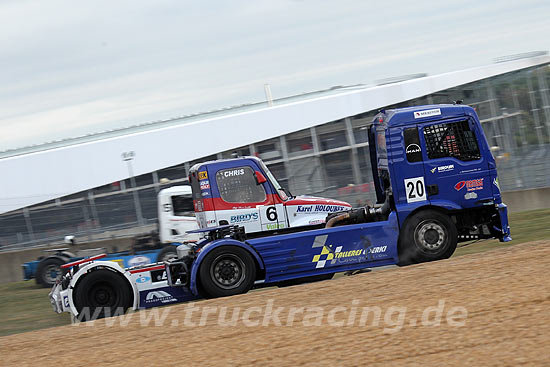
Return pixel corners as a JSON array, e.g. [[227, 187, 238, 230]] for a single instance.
[[1, 52, 549, 250]]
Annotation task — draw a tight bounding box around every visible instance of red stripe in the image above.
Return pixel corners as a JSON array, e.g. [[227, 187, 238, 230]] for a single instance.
[[61, 254, 107, 269], [129, 265, 165, 274], [194, 194, 350, 212], [199, 193, 284, 211]]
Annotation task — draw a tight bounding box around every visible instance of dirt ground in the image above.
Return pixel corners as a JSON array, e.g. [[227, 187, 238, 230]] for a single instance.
[[3, 241, 549, 366]]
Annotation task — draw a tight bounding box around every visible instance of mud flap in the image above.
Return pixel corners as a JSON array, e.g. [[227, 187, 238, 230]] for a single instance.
[[496, 203, 512, 242]]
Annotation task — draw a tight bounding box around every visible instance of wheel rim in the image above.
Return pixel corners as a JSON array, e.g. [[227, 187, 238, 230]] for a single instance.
[[88, 282, 118, 308], [414, 219, 447, 252], [210, 254, 246, 290], [44, 264, 61, 284]]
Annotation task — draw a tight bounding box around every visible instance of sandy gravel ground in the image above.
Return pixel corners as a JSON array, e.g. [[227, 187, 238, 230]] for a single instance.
[[3, 241, 550, 366]]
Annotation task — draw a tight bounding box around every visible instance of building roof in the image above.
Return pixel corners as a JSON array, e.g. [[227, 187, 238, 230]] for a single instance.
[[0, 53, 548, 215]]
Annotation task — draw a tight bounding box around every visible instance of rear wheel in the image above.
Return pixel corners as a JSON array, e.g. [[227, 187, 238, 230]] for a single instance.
[[73, 269, 133, 321], [35, 257, 65, 287], [199, 246, 256, 298], [398, 210, 457, 266]]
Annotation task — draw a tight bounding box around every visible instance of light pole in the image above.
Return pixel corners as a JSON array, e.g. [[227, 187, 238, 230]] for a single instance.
[[121, 151, 144, 226]]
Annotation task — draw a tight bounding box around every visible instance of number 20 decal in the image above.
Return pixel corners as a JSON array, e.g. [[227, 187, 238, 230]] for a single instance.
[[404, 177, 426, 203]]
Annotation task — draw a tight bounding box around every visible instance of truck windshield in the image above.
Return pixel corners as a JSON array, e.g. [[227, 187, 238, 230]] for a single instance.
[[258, 160, 290, 200]]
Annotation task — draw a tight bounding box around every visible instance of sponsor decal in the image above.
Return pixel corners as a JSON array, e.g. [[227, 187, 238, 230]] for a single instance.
[[454, 178, 484, 192], [200, 180, 210, 190], [196, 201, 203, 211], [369, 246, 387, 254], [230, 213, 259, 223], [464, 192, 478, 200], [198, 171, 208, 180], [431, 164, 454, 174], [405, 144, 421, 154], [201, 191, 210, 197], [63, 295, 69, 308], [296, 205, 347, 213], [308, 219, 324, 225], [224, 169, 245, 177], [207, 219, 216, 225], [493, 177, 500, 190], [310, 235, 388, 269], [136, 275, 151, 284], [128, 255, 151, 267], [265, 223, 285, 230], [414, 108, 441, 119], [151, 269, 167, 283], [145, 290, 177, 304]]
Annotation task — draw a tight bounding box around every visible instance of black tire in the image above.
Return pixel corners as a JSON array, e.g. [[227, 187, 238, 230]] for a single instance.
[[73, 269, 133, 321], [157, 246, 178, 263], [398, 209, 457, 266], [199, 246, 256, 298], [35, 257, 65, 287], [277, 273, 334, 287]]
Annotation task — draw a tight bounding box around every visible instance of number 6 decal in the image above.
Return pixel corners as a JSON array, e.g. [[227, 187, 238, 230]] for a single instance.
[[266, 206, 278, 221], [404, 176, 426, 203]]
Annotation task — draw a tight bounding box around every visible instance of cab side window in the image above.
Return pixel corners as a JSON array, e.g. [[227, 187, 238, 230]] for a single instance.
[[423, 120, 481, 161], [216, 166, 267, 203]]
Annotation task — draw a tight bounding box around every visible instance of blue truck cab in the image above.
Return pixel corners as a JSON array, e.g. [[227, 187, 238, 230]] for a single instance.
[[371, 104, 511, 247]]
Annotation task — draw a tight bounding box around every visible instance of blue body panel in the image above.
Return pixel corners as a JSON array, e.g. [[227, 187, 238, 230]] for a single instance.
[[251, 211, 399, 282], [188, 212, 400, 295]]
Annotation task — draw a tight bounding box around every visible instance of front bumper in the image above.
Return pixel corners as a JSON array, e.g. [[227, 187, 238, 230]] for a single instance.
[[49, 283, 70, 314], [496, 203, 512, 242]]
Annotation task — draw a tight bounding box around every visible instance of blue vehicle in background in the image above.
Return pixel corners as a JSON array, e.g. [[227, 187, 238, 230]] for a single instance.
[[49, 104, 511, 320], [22, 237, 182, 287], [23, 186, 200, 287]]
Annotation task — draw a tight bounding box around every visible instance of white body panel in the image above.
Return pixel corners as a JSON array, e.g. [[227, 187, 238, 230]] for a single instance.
[[157, 186, 199, 242]]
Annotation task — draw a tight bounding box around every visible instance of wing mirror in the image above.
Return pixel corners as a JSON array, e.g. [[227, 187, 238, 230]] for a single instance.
[[254, 171, 267, 185]]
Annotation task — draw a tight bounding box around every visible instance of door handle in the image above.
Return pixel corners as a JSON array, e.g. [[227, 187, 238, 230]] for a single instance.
[[427, 184, 439, 196]]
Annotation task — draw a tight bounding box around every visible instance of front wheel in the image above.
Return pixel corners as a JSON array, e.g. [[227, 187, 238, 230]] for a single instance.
[[398, 210, 457, 266], [199, 246, 256, 298], [73, 269, 133, 321]]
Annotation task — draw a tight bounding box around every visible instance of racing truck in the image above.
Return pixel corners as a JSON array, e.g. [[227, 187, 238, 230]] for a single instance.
[[28, 162, 350, 287], [49, 104, 511, 321]]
